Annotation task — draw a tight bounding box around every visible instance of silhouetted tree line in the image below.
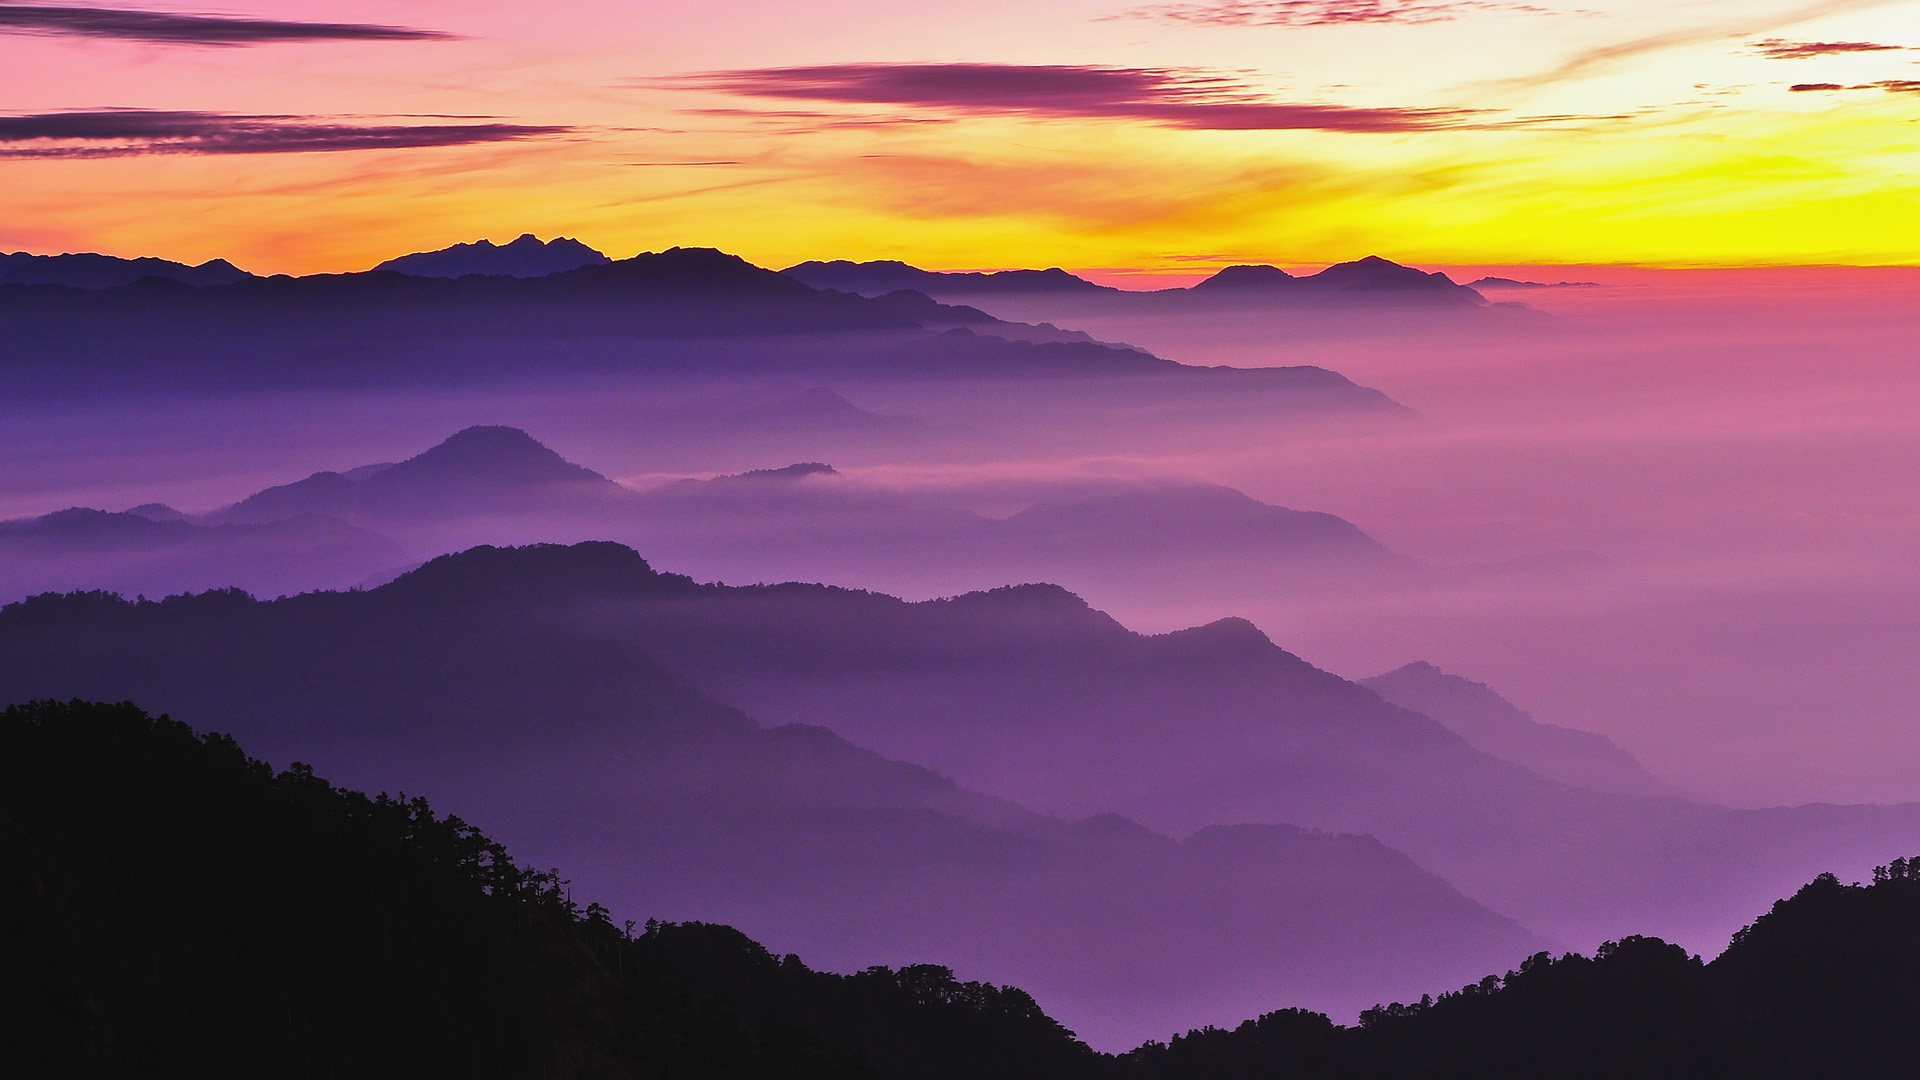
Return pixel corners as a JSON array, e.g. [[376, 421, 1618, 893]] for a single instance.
[[0, 700, 1101, 1080], [4, 699, 1918, 1078], [1121, 870, 1920, 1078]]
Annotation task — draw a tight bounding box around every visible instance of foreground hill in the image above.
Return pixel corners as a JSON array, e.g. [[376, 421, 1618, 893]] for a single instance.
[[1130, 863, 1920, 1078], [0, 699, 1104, 1080], [0, 546, 1537, 1048], [6, 699, 1918, 1078]]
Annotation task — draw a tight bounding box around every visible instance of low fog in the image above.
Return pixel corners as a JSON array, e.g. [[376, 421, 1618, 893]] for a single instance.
[[7, 272, 1915, 810]]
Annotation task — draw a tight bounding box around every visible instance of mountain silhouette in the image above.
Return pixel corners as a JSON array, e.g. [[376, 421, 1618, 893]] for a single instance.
[[0, 506, 401, 602], [999, 485, 1398, 565], [1131, 862, 1920, 1078], [0, 542, 1543, 1049], [787, 255, 1485, 307], [1190, 264, 1298, 290], [1470, 276, 1602, 289], [8, 698, 1920, 1076], [0, 699, 1112, 1080], [6, 245, 1369, 391], [373, 233, 611, 278], [784, 260, 1115, 296], [1363, 661, 1679, 798], [866, 288, 1142, 348], [178, 427, 1410, 607], [585, 563, 1920, 955], [213, 425, 622, 525], [1, 250, 251, 290]]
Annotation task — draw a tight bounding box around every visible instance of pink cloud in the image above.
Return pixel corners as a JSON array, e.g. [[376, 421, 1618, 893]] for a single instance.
[[660, 63, 1479, 133], [0, 4, 449, 46], [1115, 1, 1546, 27], [0, 110, 568, 157]]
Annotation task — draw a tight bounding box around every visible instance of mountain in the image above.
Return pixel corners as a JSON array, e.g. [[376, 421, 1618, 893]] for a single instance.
[[212, 425, 625, 526], [186, 428, 1411, 605], [1191, 264, 1298, 290], [998, 484, 1398, 566], [784, 260, 1115, 296], [1363, 661, 1679, 798], [1131, 863, 1920, 1079], [786, 255, 1485, 307], [1, 250, 250, 289], [374, 233, 611, 278], [1294, 255, 1480, 301], [1470, 276, 1602, 289], [866, 288, 1144, 348], [583, 568, 1920, 954], [657, 383, 926, 440], [1, 246, 1368, 392], [12, 698, 1915, 1077], [0, 544, 1542, 1049], [0, 506, 401, 602], [0, 699, 1108, 1080]]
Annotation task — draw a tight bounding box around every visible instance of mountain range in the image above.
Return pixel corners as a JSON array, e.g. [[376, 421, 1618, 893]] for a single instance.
[[576, 556, 1920, 953], [12, 698, 1919, 1077], [1, 249, 251, 289], [1362, 661, 1677, 798], [4, 532, 1917, 991], [372, 233, 612, 278], [0, 546, 1540, 1048], [785, 255, 1488, 307], [0, 426, 1418, 605], [0, 505, 401, 600], [0, 246, 1417, 407]]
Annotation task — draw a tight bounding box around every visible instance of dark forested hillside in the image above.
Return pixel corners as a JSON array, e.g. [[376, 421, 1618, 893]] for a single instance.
[[0, 549, 1540, 1049], [4, 699, 1918, 1079], [0, 700, 1104, 1080], [1125, 865, 1920, 1079]]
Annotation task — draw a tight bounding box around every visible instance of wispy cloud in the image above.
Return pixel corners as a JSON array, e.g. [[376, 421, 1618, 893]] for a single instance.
[[659, 63, 1484, 132], [1751, 38, 1905, 59], [1790, 79, 1920, 93], [0, 3, 448, 45], [0, 110, 568, 157], [1115, 0, 1545, 27], [1483, 0, 1907, 92]]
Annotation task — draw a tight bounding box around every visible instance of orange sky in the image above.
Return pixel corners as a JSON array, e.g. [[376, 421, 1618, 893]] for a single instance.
[[2, 0, 1917, 274]]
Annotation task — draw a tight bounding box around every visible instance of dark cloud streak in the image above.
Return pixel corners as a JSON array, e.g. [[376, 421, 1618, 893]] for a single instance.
[[0, 3, 448, 45], [663, 63, 1480, 132], [0, 110, 568, 157], [1116, 1, 1543, 27], [1753, 38, 1905, 59], [1789, 79, 1920, 93]]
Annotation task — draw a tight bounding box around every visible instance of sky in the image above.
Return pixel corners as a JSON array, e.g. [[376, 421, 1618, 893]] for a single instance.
[[2, 0, 1918, 274]]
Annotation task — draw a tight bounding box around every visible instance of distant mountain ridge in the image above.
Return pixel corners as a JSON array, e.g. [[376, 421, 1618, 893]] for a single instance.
[[1, 250, 250, 289], [785, 255, 1486, 307], [785, 260, 1115, 297], [374, 233, 611, 278], [212, 425, 621, 526], [1362, 661, 1678, 799], [0, 545, 1542, 1048]]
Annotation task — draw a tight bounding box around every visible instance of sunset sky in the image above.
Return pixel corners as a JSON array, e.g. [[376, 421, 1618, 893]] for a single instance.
[[2, 0, 1917, 274]]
